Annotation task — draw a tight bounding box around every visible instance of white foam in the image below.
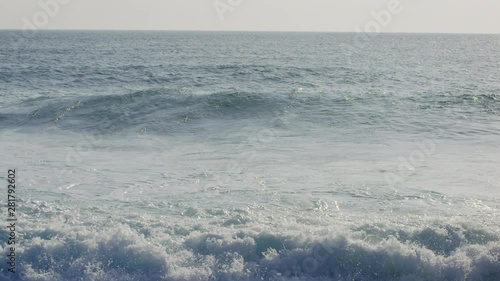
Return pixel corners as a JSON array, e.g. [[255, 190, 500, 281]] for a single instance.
[[1, 201, 499, 281]]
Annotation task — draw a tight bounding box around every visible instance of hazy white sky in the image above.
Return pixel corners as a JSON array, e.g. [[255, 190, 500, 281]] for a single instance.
[[1, 0, 499, 33]]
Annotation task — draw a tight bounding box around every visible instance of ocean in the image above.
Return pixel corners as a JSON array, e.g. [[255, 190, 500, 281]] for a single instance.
[[0, 30, 499, 281]]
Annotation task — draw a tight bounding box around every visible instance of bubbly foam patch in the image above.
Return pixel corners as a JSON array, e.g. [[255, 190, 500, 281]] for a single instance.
[[1, 201, 499, 281]]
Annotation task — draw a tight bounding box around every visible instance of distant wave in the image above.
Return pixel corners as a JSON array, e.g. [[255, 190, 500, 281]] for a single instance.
[[1, 88, 297, 134], [0, 88, 498, 135]]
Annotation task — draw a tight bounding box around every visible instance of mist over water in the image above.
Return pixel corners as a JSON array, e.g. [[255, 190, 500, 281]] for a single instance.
[[0, 31, 499, 280]]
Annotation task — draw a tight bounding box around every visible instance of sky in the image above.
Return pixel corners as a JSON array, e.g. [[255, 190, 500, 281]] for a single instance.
[[1, 0, 499, 34]]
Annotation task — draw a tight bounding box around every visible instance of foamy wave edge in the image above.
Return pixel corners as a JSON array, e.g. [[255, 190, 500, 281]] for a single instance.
[[1, 218, 499, 281]]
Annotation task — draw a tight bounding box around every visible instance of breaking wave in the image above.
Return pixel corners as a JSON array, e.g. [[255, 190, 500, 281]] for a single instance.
[[1, 201, 499, 281], [1, 88, 498, 136]]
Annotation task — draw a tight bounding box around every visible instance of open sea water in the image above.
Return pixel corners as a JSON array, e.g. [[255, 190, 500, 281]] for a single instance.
[[0, 31, 499, 281]]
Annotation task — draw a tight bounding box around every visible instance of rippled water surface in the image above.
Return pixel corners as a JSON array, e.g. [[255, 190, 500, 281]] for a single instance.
[[0, 31, 499, 280]]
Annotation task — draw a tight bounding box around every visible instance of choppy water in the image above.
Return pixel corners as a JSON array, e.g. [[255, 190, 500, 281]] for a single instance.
[[0, 31, 500, 281]]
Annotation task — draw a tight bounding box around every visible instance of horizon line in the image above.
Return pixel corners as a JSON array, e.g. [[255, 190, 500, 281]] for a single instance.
[[0, 28, 499, 36]]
